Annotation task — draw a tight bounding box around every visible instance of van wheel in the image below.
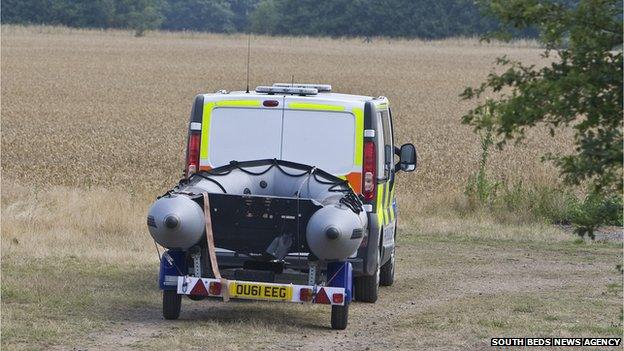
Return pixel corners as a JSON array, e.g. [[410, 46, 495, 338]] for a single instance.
[[163, 290, 181, 320], [380, 247, 395, 286], [331, 304, 349, 330], [354, 250, 379, 303]]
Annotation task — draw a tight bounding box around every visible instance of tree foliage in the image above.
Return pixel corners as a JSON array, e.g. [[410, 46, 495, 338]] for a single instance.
[[249, 0, 505, 39], [2, 0, 535, 39], [162, 0, 236, 33], [0, 0, 165, 35], [461, 0, 623, 193]]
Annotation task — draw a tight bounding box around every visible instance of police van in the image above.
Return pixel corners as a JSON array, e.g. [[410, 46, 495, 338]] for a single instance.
[[183, 83, 417, 303]]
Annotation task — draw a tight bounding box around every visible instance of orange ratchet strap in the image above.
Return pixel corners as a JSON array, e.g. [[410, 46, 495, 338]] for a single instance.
[[202, 192, 230, 301]]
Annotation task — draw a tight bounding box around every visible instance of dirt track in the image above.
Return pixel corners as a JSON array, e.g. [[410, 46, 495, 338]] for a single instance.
[[73, 233, 622, 351]]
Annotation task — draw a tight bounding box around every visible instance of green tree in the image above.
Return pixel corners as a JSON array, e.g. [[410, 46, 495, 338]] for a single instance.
[[461, 0, 623, 193], [115, 0, 164, 36], [249, 0, 281, 34], [230, 0, 261, 31], [162, 0, 235, 33], [249, 0, 504, 39]]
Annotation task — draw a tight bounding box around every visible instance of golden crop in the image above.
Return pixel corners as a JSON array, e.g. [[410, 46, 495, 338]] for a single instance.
[[1, 25, 572, 210], [1, 27, 617, 351]]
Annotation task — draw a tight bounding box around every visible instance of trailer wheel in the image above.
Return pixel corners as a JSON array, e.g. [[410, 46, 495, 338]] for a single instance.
[[331, 304, 349, 330], [354, 250, 379, 303], [163, 290, 181, 320], [379, 247, 395, 286]]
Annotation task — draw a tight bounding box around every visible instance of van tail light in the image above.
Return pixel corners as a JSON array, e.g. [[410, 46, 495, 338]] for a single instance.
[[186, 131, 201, 177], [362, 141, 376, 201]]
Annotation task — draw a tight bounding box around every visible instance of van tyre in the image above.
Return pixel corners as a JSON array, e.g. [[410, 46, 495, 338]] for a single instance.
[[380, 247, 395, 286], [354, 250, 379, 302], [331, 304, 349, 330], [163, 290, 181, 320]]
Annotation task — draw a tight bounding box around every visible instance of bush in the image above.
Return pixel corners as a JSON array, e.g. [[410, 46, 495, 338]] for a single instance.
[[463, 108, 623, 237], [465, 176, 622, 238], [570, 192, 623, 239]]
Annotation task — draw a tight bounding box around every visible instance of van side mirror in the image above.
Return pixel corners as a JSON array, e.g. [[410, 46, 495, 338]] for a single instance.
[[396, 143, 417, 172]]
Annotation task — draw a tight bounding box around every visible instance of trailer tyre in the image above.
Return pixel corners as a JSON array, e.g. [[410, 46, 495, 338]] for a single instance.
[[331, 304, 349, 330], [163, 290, 181, 320]]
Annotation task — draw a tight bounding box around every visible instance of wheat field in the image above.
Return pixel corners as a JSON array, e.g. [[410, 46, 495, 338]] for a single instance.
[[1, 25, 571, 204], [4, 26, 618, 351]]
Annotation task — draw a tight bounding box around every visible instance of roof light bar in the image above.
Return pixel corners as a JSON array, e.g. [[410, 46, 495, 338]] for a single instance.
[[273, 83, 332, 92], [255, 86, 318, 95]]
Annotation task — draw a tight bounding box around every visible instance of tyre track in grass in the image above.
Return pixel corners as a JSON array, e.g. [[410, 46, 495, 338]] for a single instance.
[[72, 235, 621, 351]]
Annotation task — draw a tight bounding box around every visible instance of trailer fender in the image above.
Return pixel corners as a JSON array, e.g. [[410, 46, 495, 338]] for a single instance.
[[327, 261, 353, 304], [159, 250, 187, 290]]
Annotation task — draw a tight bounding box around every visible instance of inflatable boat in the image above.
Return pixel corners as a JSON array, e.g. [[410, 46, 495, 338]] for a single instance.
[[148, 159, 367, 262]]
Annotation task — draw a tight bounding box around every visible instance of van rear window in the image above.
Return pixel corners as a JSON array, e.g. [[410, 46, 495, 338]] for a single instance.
[[209, 107, 282, 166], [281, 110, 355, 174], [208, 107, 357, 175]]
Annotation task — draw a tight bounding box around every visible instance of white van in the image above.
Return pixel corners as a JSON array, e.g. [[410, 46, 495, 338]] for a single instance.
[[184, 84, 417, 303]]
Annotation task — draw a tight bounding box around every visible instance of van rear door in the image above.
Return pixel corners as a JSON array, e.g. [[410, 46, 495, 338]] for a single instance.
[[282, 96, 364, 193], [199, 95, 365, 194]]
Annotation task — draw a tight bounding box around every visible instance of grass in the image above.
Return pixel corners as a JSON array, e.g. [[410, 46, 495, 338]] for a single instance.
[[1, 25, 622, 349], [2, 186, 622, 350], [1, 186, 622, 349]]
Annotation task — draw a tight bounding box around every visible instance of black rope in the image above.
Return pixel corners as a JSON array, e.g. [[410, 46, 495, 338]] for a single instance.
[[273, 160, 312, 177], [231, 161, 275, 176], [189, 172, 228, 193], [339, 192, 363, 213]]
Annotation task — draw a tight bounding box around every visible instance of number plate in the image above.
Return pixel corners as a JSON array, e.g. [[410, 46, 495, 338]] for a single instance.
[[229, 282, 292, 301]]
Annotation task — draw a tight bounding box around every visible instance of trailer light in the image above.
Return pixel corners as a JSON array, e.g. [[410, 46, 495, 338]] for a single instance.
[[209, 281, 222, 295], [263, 100, 279, 107], [332, 293, 344, 304], [299, 288, 313, 302]]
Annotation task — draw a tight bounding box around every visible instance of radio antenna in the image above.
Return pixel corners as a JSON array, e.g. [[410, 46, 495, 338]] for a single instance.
[[291, 75, 294, 87], [245, 33, 251, 93]]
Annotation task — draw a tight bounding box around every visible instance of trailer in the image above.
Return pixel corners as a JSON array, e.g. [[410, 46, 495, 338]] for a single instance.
[[147, 84, 417, 329]]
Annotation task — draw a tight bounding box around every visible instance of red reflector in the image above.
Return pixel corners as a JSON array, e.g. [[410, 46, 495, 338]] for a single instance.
[[263, 100, 279, 107], [190, 279, 209, 296], [208, 281, 222, 295], [332, 293, 344, 304], [299, 288, 313, 302], [314, 288, 331, 304]]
